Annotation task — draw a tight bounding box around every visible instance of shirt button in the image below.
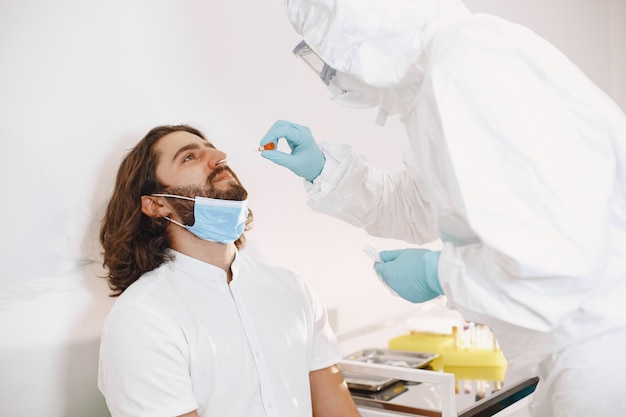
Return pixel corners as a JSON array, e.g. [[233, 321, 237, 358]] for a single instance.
[[267, 402, 273, 408], [255, 351, 261, 358]]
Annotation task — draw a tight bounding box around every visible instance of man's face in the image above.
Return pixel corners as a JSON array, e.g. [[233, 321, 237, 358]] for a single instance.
[[153, 130, 248, 223]]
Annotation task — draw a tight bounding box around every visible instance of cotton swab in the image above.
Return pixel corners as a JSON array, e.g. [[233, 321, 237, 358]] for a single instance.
[[216, 142, 275, 165]]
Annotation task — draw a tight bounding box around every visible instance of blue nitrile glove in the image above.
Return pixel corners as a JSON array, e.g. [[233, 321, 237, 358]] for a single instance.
[[259, 120, 326, 182], [374, 249, 443, 303]]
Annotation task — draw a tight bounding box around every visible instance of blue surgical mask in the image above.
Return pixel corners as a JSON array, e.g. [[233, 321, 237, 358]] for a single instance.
[[151, 194, 248, 244]]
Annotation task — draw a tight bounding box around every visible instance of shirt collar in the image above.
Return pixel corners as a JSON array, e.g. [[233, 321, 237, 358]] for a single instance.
[[168, 249, 240, 281]]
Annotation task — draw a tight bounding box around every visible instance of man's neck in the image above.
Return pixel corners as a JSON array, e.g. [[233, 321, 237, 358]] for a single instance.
[[170, 228, 237, 282]]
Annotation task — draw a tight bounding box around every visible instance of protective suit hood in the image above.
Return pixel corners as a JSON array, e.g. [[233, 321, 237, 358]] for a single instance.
[[285, 0, 471, 89]]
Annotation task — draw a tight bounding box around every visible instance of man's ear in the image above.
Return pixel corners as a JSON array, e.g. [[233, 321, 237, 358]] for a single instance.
[[141, 195, 170, 218]]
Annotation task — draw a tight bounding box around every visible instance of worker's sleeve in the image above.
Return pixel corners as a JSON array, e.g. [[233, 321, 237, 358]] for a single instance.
[[98, 305, 198, 417], [304, 141, 440, 245], [430, 17, 625, 333]]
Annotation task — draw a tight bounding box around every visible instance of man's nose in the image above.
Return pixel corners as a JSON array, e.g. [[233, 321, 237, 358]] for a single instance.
[[210, 150, 228, 168]]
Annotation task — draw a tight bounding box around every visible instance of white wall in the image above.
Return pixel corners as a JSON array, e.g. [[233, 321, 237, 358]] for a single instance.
[[0, 1, 624, 416]]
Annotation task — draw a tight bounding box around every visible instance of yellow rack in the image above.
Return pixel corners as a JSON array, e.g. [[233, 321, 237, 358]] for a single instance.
[[388, 326, 508, 381]]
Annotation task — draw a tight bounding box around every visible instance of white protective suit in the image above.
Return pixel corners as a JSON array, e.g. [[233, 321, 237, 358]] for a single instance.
[[286, 1, 626, 416]]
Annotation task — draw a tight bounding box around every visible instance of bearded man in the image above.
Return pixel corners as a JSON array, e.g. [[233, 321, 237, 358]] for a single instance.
[[97, 124, 359, 417]]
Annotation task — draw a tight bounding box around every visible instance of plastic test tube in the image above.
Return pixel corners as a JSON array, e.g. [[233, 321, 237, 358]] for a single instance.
[[363, 245, 383, 263]]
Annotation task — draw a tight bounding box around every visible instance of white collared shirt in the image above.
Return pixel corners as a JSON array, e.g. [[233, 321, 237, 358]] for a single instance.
[[98, 250, 342, 417]]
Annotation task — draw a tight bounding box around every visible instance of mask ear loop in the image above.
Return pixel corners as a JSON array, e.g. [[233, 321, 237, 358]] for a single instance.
[[164, 216, 188, 230], [150, 193, 194, 229], [151, 193, 195, 201]]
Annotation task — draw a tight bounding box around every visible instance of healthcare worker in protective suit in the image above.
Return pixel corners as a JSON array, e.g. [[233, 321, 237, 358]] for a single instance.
[[258, 1, 626, 417]]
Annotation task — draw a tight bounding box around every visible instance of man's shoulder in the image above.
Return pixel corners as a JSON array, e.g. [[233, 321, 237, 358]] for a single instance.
[[107, 263, 173, 313]]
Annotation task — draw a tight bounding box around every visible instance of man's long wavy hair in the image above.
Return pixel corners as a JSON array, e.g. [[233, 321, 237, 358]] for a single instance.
[[100, 125, 253, 297]]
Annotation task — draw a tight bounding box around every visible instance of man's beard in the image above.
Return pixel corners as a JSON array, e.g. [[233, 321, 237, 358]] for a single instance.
[[161, 166, 248, 226]]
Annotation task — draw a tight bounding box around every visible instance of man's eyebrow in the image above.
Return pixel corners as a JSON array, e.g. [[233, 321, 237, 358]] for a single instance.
[[171, 141, 213, 162]]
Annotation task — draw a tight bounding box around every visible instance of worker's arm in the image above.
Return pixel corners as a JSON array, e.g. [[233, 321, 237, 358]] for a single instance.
[[310, 364, 361, 417], [307, 141, 439, 244], [260, 120, 438, 244]]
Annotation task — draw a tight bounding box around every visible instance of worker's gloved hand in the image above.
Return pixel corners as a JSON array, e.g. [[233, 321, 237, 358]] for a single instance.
[[374, 249, 443, 303], [259, 120, 326, 182]]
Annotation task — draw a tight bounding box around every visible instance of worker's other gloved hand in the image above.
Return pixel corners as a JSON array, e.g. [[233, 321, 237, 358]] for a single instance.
[[260, 120, 326, 182], [374, 249, 443, 303]]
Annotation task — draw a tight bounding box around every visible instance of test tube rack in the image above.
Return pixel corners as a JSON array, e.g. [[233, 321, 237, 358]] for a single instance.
[[388, 324, 508, 381]]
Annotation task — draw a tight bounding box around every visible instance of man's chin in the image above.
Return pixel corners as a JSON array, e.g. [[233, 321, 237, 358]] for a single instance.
[[207, 183, 248, 201]]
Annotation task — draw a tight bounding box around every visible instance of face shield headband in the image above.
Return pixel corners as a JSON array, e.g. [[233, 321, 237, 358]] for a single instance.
[[292, 40, 336, 85], [292, 40, 380, 112]]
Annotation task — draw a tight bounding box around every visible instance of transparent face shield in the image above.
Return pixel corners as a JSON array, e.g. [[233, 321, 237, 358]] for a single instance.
[[292, 40, 381, 114], [292, 40, 336, 85]]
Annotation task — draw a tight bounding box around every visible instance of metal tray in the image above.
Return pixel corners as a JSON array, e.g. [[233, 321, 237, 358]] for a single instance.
[[342, 348, 438, 392], [342, 371, 400, 392]]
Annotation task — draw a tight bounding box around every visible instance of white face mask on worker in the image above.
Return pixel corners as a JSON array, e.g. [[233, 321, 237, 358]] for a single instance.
[[327, 71, 380, 109]]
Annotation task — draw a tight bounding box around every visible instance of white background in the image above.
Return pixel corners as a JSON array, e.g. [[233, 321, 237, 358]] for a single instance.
[[1, 1, 624, 416]]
